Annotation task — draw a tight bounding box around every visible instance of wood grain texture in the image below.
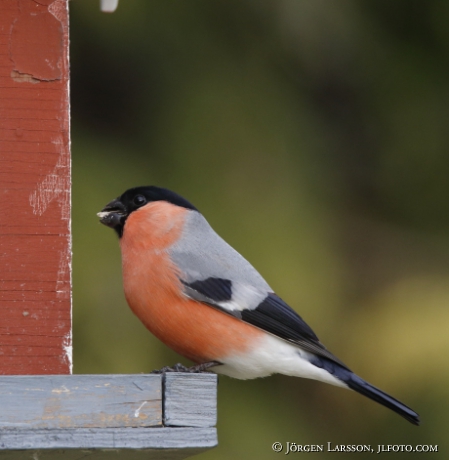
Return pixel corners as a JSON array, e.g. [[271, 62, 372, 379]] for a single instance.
[[0, 0, 72, 374], [164, 373, 218, 427], [0, 375, 162, 428], [0, 427, 217, 459], [0, 374, 218, 459]]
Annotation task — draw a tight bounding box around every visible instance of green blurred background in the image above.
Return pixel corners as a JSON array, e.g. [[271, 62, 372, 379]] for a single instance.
[[70, 1, 449, 458]]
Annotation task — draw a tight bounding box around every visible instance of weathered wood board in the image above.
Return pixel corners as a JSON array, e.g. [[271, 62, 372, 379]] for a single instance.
[[0, 428, 217, 460], [0, 0, 72, 375], [0, 373, 218, 459], [164, 373, 218, 427], [0, 375, 162, 429]]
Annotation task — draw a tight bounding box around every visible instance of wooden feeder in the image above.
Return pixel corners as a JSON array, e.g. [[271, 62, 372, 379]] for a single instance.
[[0, 1, 218, 458]]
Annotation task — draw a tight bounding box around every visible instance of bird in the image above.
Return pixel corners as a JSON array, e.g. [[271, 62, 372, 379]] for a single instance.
[[97, 185, 420, 426]]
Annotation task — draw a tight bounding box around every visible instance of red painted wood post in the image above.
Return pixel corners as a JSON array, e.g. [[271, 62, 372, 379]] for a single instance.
[[0, 0, 71, 374]]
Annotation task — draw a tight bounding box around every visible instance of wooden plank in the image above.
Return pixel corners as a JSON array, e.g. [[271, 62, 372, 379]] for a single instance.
[[0, 375, 162, 429], [0, 374, 218, 459], [0, 0, 72, 374], [164, 373, 218, 428], [0, 427, 217, 460]]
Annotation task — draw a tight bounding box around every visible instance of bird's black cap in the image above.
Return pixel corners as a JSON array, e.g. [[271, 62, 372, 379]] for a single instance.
[[98, 186, 198, 237]]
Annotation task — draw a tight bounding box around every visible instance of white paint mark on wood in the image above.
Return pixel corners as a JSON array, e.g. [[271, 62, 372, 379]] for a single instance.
[[48, 0, 67, 26], [28, 135, 72, 301], [52, 385, 70, 394], [134, 401, 148, 418], [29, 137, 70, 220], [63, 332, 73, 374]]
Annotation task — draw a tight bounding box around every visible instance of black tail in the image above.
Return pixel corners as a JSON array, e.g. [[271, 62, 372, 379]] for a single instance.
[[345, 373, 420, 425], [312, 357, 420, 425]]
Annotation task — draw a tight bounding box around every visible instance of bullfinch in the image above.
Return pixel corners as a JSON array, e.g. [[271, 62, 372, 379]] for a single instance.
[[98, 185, 420, 426]]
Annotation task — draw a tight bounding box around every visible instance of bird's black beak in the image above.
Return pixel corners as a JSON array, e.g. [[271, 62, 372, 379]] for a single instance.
[[97, 199, 127, 230]]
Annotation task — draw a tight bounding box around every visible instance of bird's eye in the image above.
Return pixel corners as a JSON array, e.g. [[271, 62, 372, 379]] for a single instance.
[[133, 195, 147, 207]]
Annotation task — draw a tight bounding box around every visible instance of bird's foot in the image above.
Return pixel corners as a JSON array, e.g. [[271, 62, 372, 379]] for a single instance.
[[187, 361, 222, 373], [150, 361, 222, 374], [150, 363, 190, 374]]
